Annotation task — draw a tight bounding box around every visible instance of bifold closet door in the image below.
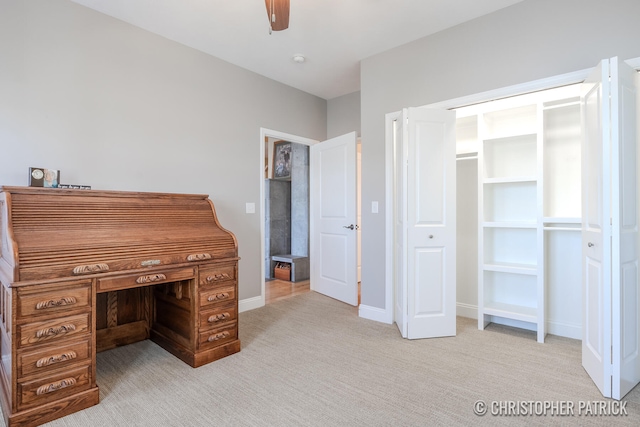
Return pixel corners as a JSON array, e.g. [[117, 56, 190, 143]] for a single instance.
[[582, 57, 640, 400], [405, 107, 457, 339], [392, 112, 408, 337]]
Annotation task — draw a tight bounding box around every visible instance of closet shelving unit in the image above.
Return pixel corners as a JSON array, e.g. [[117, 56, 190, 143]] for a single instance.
[[463, 84, 582, 343], [478, 103, 544, 341]]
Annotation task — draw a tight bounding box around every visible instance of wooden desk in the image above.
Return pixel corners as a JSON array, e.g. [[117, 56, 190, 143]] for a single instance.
[[0, 187, 240, 427]]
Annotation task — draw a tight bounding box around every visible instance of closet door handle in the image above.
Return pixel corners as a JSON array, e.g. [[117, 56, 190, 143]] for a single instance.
[[588, 242, 594, 247]]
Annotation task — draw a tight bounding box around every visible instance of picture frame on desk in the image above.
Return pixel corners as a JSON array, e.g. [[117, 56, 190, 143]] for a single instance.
[[43, 169, 60, 188], [29, 167, 59, 188], [272, 140, 292, 180]]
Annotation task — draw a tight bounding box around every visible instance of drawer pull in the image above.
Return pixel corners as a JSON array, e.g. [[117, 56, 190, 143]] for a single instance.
[[206, 273, 230, 282], [207, 292, 230, 302], [73, 263, 109, 275], [135, 274, 167, 284], [36, 351, 78, 368], [207, 313, 230, 323], [36, 324, 77, 339], [35, 297, 77, 310], [36, 377, 77, 396], [187, 253, 212, 262], [207, 331, 230, 342]]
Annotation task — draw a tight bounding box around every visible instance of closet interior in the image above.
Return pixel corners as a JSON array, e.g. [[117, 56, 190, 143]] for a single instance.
[[455, 84, 583, 342]]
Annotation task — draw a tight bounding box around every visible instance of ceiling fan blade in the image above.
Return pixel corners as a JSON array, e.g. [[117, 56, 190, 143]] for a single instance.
[[265, 0, 290, 31]]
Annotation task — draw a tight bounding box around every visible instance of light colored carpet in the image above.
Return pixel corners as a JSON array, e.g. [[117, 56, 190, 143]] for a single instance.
[[7, 291, 639, 426]]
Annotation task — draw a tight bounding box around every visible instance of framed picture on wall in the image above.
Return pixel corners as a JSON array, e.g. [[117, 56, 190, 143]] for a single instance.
[[272, 141, 292, 180]]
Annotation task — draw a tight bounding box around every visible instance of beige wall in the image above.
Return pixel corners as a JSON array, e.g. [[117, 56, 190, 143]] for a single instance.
[[0, 0, 327, 302], [7, 0, 640, 316], [327, 91, 360, 139], [360, 0, 640, 310]]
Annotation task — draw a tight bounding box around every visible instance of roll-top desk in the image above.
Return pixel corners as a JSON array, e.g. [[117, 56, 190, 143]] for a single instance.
[[0, 187, 240, 426]]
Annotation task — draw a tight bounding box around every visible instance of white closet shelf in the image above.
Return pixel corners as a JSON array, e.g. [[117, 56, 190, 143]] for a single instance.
[[482, 302, 537, 323], [542, 217, 581, 223], [483, 132, 537, 143], [483, 262, 537, 275], [543, 226, 581, 232], [542, 217, 582, 231], [483, 221, 537, 229], [483, 176, 537, 184], [543, 98, 580, 110]]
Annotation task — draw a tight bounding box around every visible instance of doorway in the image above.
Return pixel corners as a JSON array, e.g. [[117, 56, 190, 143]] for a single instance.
[[260, 129, 316, 306], [259, 129, 361, 307], [264, 136, 312, 303]]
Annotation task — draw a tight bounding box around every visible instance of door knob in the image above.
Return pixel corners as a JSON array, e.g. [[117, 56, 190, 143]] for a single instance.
[[588, 242, 594, 247], [343, 224, 355, 230], [429, 235, 434, 239]]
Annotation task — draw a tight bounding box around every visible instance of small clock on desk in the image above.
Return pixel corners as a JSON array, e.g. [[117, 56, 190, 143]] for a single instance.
[[29, 167, 45, 186]]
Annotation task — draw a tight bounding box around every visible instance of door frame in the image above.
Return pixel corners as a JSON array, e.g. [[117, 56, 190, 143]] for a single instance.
[[254, 128, 318, 311], [382, 57, 640, 326], [257, 128, 362, 310], [381, 67, 596, 324]]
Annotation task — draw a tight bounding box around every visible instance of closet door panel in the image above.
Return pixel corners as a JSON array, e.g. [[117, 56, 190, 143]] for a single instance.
[[612, 58, 640, 400], [581, 59, 611, 398], [406, 107, 456, 339]]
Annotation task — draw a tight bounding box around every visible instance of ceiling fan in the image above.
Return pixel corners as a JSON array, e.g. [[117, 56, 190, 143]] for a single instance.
[[265, 0, 290, 33]]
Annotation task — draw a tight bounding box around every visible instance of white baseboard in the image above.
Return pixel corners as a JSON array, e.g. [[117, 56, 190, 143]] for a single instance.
[[358, 304, 393, 324], [487, 316, 537, 332], [239, 295, 264, 313], [456, 303, 477, 319], [457, 302, 581, 340], [485, 316, 582, 341], [243, 294, 582, 340], [547, 320, 581, 340]]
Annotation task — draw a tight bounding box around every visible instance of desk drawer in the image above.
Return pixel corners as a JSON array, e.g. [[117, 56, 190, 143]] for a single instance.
[[97, 267, 195, 292], [18, 283, 91, 320], [199, 304, 237, 329], [198, 322, 237, 350], [199, 263, 236, 287], [18, 338, 91, 378], [18, 364, 92, 410], [18, 313, 90, 348], [200, 285, 236, 309]]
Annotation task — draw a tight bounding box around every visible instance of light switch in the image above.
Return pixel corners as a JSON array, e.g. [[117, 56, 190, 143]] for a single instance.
[[371, 201, 379, 214], [245, 202, 255, 214]]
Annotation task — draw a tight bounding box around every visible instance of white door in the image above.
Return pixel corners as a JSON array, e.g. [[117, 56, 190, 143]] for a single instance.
[[405, 107, 457, 339], [611, 58, 640, 399], [391, 112, 408, 337], [310, 132, 358, 305], [582, 57, 640, 399], [581, 59, 611, 397]]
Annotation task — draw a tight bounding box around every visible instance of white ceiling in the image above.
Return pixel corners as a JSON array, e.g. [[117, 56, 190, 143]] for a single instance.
[[71, 0, 524, 100]]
